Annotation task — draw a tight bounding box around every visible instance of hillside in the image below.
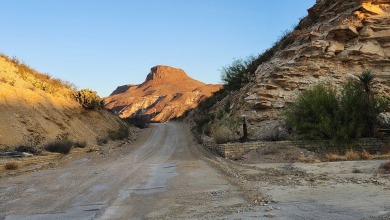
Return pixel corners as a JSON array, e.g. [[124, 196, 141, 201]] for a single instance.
[[0, 54, 122, 150], [104, 65, 223, 122], [189, 0, 390, 139]]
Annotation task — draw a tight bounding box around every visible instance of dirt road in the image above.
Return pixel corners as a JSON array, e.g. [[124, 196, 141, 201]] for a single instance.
[[0, 123, 251, 219], [1, 122, 389, 219]]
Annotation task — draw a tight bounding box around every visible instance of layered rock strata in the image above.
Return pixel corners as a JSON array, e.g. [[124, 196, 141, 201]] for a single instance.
[[104, 65, 222, 122], [202, 0, 390, 139]]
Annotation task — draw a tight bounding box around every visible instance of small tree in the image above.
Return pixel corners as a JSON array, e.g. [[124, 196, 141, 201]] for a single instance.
[[221, 58, 254, 91], [75, 89, 102, 110], [338, 71, 388, 138]]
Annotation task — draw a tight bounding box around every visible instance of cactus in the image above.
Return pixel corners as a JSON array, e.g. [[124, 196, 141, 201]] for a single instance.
[[75, 89, 102, 109]]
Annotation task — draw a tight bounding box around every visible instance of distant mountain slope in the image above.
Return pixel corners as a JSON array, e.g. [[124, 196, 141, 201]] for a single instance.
[[104, 65, 223, 122], [0, 54, 122, 149]]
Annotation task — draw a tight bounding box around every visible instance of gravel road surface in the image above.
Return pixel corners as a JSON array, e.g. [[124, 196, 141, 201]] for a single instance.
[[1, 122, 389, 219]]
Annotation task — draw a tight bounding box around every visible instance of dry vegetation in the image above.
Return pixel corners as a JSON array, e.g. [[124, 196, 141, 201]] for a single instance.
[[0, 54, 77, 94], [4, 162, 19, 170]]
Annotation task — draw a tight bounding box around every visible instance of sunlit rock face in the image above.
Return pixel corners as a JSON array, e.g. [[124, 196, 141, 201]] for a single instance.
[[104, 65, 223, 122], [190, 0, 390, 139]]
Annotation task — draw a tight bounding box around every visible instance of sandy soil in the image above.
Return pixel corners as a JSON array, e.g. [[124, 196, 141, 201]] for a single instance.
[[1, 122, 389, 219]]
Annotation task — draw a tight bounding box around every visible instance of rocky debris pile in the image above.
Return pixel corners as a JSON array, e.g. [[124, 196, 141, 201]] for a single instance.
[[104, 65, 222, 122]]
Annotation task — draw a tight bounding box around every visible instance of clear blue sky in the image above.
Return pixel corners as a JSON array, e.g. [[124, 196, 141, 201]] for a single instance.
[[1, 0, 315, 97]]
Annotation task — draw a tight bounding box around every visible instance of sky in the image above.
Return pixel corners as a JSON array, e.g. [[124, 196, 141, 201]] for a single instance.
[[0, 0, 316, 97]]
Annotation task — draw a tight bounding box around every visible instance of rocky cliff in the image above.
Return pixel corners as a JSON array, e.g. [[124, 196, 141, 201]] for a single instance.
[[192, 0, 390, 139], [0, 55, 122, 150], [104, 65, 222, 122]]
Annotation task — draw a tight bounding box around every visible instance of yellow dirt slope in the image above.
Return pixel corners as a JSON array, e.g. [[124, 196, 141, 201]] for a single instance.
[[0, 55, 122, 150]]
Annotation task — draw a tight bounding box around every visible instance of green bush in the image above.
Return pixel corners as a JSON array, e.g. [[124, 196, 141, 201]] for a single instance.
[[220, 28, 296, 92], [286, 70, 389, 144], [221, 57, 254, 91], [108, 124, 129, 140], [338, 70, 388, 139], [285, 83, 339, 140], [75, 89, 102, 110]]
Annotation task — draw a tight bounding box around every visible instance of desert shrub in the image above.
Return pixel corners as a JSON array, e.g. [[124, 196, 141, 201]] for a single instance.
[[44, 141, 72, 154], [194, 113, 215, 133], [32, 80, 54, 93], [73, 140, 87, 148], [125, 115, 150, 129], [18, 133, 44, 154], [286, 70, 389, 144], [108, 124, 129, 140], [15, 145, 40, 155], [285, 83, 339, 140], [4, 162, 19, 170], [211, 126, 234, 144], [75, 89, 102, 110], [221, 57, 256, 91], [345, 149, 361, 161], [45, 133, 73, 154], [0, 54, 76, 92], [96, 136, 108, 145], [360, 150, 372, 160], [220, 26, 299, 92], [324, 152, 341, 161], [24, 133, 44, 148]]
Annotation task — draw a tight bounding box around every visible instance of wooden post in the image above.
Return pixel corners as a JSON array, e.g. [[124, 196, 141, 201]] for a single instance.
[[240, 116, 248, 142]]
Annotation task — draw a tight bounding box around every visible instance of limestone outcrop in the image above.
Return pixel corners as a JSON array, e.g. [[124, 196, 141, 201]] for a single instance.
[[196, 0, 390, 139], [104, 65, 222, 122]]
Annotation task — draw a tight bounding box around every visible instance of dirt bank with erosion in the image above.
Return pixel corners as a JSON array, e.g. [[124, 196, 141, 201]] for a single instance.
[[0, 122, 389, 219]]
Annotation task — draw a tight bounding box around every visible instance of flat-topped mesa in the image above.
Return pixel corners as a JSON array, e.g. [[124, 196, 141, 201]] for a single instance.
[[145, 65, 189, 83], [104, 65, 223, 122]]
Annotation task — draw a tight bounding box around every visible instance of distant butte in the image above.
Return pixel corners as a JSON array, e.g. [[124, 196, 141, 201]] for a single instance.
[[103, 65, 223, 122]]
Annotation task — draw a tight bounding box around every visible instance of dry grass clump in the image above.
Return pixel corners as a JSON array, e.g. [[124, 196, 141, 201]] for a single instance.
[[345, 149, 361, 161], [4, 162, 19, 170], [360, 150, 372, 160], [323, 149, 372, 161], [324, 152, 341, 161]]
